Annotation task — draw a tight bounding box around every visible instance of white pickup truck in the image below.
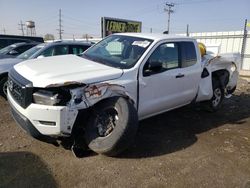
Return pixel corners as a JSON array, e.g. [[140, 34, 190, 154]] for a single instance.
[[7, 33, 239, 156]]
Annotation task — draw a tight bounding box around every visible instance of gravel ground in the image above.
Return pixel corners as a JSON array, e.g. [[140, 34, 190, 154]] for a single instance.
[[0, 79, 250, 188]]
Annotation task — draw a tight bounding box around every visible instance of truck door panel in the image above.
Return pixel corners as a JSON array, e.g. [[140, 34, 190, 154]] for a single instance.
[[138, 41, 201, 118]]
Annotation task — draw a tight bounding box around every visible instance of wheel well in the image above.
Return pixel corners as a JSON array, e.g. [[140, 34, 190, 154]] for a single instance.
[[212, 69, 229, 89], [0, 73, 8, 81], [93, 96, 135, 108], [71, 96, 135, 133]]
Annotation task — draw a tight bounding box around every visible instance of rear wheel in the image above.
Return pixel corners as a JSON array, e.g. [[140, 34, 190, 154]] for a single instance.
[[0, 77, 8, 99], [85, 97, 138, 156]]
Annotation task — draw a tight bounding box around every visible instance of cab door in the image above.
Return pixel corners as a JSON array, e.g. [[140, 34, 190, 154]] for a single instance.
[[138, 41, 201, 119]]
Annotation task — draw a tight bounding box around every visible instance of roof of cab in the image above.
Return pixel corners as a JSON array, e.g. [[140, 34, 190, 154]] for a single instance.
[[114, 33, 194, 42], [45, 40, 92, 45]]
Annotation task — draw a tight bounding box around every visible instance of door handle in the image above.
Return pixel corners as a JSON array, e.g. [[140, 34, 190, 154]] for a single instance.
[[175, 74, 185, 78]]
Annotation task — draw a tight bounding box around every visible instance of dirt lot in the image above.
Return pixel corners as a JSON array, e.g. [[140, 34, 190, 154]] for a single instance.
[[0, 79, 250, 188]]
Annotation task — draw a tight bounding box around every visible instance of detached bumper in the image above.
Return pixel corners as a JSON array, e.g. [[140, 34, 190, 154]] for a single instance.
[[8, 90, 78, 139]]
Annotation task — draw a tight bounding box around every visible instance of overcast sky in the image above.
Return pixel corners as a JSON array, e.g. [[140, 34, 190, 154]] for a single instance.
[[0, 0, 249, 39]]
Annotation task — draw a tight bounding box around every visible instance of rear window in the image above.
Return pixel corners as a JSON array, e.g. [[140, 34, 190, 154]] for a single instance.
[[14, 44, 35, 54], [71, 45, 90, 55], [0, 38, 27, 49], [0, 45, 16, 54], [0, 35, 43, 49], [18, 45, 43, 60], [180, 42, 197, 68], [39, 45, 69, 57]]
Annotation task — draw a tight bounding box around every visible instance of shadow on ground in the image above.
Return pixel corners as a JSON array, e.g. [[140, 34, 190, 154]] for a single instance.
[[119, 90, 250, 158], [0, 152, 57, 188]]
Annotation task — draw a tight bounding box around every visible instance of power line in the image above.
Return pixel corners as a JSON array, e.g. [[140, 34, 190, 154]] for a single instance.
[[62, 13, 95, 25], [63, 19, 99, 30], [164, 2, 175, 34], [175, 0, 222, 5]]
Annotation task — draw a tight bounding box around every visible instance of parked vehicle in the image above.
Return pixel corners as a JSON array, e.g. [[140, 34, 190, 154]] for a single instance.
[[0, 42, 39, 59], [0, 34, 44, 49], [7, 33, 239, 157], [0, 41, 92, 98], [0, 35, 44, 49]]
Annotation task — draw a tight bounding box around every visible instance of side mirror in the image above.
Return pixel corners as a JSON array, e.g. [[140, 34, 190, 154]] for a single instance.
[[8, 50, 18, 55], [143, 61, 162, 76], [37, 55, 45, 59], [150, 62, 162, 72]]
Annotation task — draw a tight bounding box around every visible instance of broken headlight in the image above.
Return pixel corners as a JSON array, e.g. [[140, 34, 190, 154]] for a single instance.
[[33, 89, 70, 106]]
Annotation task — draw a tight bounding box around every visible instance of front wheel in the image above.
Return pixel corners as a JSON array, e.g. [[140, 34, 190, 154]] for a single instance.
[[0, 77, 8, 99], [85, 97, 138, 156], [207, 83, 224, 112]]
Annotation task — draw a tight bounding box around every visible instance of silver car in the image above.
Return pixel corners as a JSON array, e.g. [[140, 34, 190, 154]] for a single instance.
[[0, 41, 92, 98]]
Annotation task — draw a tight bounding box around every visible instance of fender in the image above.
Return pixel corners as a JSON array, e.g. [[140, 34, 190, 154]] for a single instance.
[[67, 82, 135, 110], [196, 55, 238, 102]]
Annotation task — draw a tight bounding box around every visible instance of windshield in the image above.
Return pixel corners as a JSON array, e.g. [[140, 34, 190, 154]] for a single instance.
[[82, 35, 153, 69], [17, 45, 44, 60], [0, 45, 16, 54]]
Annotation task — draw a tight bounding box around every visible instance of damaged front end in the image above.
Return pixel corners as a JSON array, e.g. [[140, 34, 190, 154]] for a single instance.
[[196, 53, 239, 102], [31, 81, 131, 135], [208, 55, 239, 97]]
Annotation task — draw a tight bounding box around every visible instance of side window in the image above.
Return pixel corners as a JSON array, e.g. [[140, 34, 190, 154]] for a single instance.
[[39, 46, 54, 57], [14, 45, 33, 54], [52, 45, 69, 56], [143, 42, 179, 76], [181, 42, 197, 68], [71, 45, 89, 55], [40, 45, 69, 57]]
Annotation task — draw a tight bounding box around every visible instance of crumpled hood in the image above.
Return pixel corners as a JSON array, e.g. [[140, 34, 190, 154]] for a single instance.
[[0, 58, 23, 73], [14, 55, 123, 88]]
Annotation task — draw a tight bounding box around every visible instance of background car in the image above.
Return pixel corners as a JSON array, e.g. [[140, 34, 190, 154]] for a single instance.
[[0, 42, 40, 59], [0, 40, 92, 98], [0, 34, 44, 49]]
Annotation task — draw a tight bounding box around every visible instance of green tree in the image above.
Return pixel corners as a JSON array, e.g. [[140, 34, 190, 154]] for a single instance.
[[44, 34, 55, 41]]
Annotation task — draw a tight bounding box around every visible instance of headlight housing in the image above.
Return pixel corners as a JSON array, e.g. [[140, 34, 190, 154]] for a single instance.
[[33, 89, 70, 106], [33, 90, 62, 106]]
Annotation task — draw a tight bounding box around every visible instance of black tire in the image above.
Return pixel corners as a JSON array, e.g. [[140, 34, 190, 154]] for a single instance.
[[0, 77, 8, 99], [85, 97, 138, 156], [207, 81, 224, 112], [227, 86, 236, 94]]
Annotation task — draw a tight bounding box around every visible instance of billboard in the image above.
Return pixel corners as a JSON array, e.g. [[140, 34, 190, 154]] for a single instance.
[[101, 17, 142, 37]]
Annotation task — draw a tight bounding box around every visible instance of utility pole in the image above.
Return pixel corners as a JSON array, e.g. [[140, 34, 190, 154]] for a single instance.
[[164, 2, 174, 34], [186, 24, 189, 36], [2, 27, 6, 34], [240, 19, 248, 70], [57, 9, 63, 40], [18, 21, 25, 36]]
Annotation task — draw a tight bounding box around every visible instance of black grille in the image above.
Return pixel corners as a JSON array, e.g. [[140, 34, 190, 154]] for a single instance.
[[8, 68, 33, 108], [9, 77, 22, 105]]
